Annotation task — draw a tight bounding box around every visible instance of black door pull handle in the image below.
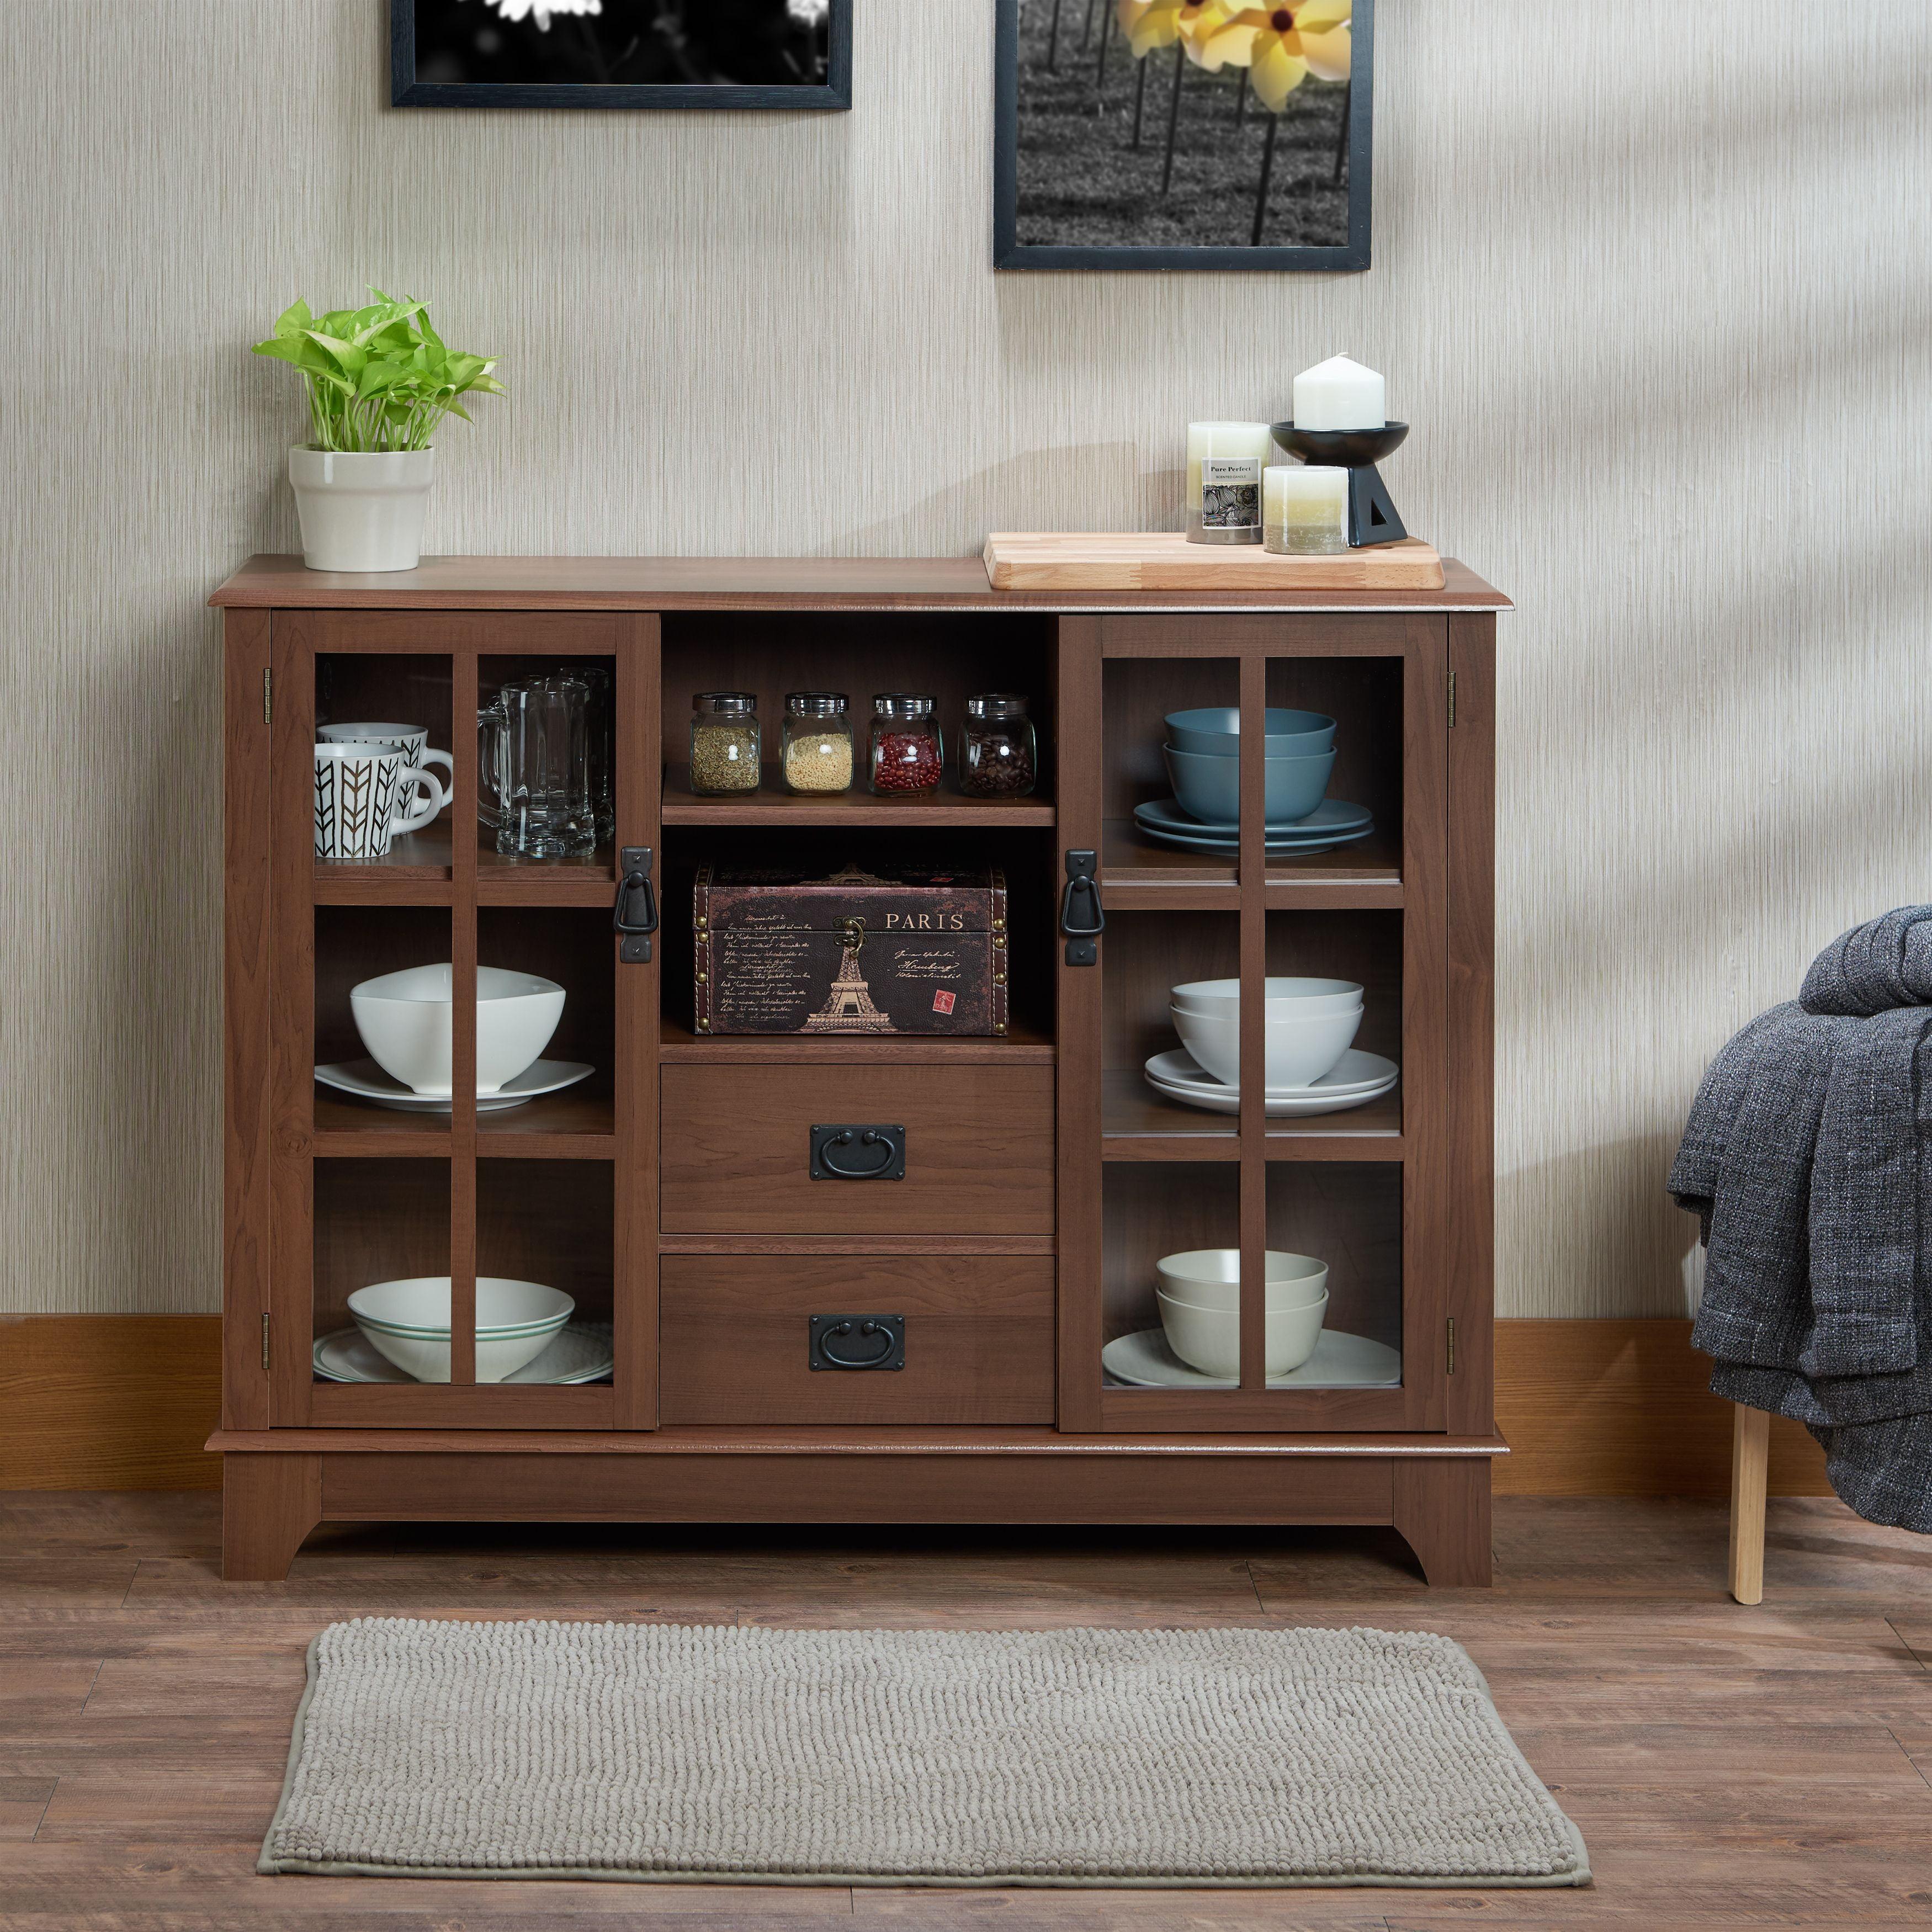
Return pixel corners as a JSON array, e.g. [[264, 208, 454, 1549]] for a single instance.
[[613, 846, 657, 963], [1060, 848, 1103, 965]]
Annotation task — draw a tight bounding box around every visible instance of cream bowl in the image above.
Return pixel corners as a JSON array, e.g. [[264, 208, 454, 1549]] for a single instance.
[[350, 963, 565, 1097], [348, 1276, 574, 1383], [1155, 1248, 1330, 1306], [1171, 976, 1364, 1018], [1157, 1287, 1329, 1378], [1170, 1005, 1361, 1089]]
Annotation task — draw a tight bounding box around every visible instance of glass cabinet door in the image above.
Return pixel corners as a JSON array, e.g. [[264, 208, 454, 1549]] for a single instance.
[[272, 612, 659, 1427], [1056, 616, 1446, 1432]]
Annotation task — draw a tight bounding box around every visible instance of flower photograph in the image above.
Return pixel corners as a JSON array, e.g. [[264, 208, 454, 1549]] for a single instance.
[[395, 0, 849, 105], [995, 0, 1370, 269]]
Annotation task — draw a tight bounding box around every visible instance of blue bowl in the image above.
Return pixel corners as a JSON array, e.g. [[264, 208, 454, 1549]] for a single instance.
[[1164, 744, 1335, 825], [1165, 707, 1336, 757]]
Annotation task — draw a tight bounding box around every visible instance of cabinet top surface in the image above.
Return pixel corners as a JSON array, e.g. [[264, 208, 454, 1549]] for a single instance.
[[210, 554, 1511, 613]]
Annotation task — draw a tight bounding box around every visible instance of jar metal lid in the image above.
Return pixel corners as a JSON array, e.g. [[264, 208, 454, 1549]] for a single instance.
[[693, 691, 756, 714], [785, 691, 849, 716], [966, 693, 1029, 720], [872, 693, 935, 719]]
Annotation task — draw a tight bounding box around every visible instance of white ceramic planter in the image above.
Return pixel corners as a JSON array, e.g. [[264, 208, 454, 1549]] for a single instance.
[[289, 446, 434, 572]]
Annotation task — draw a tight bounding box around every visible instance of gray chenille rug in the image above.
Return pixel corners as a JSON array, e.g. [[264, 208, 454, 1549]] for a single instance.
[[259, 1618, 1589, 1888]]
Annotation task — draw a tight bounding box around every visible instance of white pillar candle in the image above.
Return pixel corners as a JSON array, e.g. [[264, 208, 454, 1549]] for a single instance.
[[1184, 420, 1272, 544], [1264, 465, 1349, 555], [1291, 354, 1386, 432]]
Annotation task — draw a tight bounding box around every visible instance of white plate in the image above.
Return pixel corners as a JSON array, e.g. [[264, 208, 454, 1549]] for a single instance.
[[1134, 797, 1375, 838], [312, 1323, 614, 1384], [1102, 1327, 1402, 1390], [314, 1058, 595, 1113], [1145, 1048, 1399, 1098], [1147, 1073, 1396, 1118]]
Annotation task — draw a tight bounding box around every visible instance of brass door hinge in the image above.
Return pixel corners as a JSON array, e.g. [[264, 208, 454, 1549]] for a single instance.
[[1446, 668, 1457, 729], [262, 666, 273, 723], [261, 1312, 271, 1371], [1447, 1316, 1456, 1375]]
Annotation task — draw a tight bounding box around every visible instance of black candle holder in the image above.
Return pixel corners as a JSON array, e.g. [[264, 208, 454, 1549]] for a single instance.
[[1269, 421, 1411, 548]]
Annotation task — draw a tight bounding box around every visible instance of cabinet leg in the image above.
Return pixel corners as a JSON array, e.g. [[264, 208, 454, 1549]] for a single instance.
[[1391, 1458, 1493, 1586], [1728, 1404, 1770, 1605], [222, 1453, 322, 1581]]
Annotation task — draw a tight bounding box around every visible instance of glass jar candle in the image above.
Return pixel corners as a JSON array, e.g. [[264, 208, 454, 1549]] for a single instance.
[[1264, 465, 1349, 556], [868, 694, 942, 797], [959, 693, 1037, 800], [1185, 420, 1271, 545], [688, 691, 760, 796], [780, 692, 853, 794]]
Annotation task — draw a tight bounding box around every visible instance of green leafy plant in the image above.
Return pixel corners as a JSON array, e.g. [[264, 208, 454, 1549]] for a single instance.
[[251, 288, 505, 453]]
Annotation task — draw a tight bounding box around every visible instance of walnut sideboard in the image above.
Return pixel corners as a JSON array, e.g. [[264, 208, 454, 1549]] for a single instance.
[[209, 555, 1510, 1582]]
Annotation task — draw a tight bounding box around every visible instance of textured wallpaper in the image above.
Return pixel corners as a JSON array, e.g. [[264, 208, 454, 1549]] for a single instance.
[[3, 1, 1929, 1316]]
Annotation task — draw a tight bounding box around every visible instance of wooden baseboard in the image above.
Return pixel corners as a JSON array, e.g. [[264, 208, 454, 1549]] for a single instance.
[[0, 1316, 224, 1490], [1493, 1317, 1829, 1498], [0, 1314, 1830, 1499]]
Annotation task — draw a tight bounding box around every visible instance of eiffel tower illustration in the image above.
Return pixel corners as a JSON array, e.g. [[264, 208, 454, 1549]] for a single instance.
[[802, 917, 896, 1033]]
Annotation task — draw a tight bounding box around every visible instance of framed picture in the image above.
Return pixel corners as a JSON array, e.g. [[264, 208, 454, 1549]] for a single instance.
[[994, 0, 1371, 270], [391, 0, 852, 111]]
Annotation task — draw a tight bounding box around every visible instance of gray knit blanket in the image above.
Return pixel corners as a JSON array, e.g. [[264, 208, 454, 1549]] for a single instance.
[[1670, 907, 1932, 1531]]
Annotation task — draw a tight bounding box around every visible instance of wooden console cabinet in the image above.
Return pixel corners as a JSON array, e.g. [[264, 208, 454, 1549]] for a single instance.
[[209, 556, 1509, 1583]]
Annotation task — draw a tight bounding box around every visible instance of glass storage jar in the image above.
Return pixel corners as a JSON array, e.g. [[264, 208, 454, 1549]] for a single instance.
[[688, 691, 760, 796], [868, 694, 943, 797], [780, 692, 853, 795], [959, 693, 1037, 799]]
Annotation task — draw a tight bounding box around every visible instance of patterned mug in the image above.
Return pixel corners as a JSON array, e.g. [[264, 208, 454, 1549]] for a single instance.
[[316, 720, 454, 815], [314, 745, 441, 859]]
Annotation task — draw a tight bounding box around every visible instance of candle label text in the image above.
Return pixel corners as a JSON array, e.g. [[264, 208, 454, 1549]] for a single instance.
[[1201, 458, 1261, 530]]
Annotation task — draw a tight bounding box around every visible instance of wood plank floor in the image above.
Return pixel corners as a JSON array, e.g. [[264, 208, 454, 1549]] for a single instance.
[[2, 1493, 1929, 1928]]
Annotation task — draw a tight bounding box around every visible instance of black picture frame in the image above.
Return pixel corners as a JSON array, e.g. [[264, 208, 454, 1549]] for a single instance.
[[994, 0, 1371, 271], [390, 0, 853, 111]]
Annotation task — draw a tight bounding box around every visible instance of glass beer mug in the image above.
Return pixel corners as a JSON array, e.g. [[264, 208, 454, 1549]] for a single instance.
[[477, 675, 596, 859]]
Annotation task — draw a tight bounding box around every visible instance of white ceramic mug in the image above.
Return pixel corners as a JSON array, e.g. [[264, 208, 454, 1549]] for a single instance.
[[314, 745, 440, 859], [317, 721, 454, 814]]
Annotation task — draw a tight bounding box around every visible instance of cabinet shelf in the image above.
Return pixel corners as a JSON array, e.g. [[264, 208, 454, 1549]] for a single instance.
[[314, 819, 615, 907], [662, 766, 1054, 827], [660, 1015, 1054, 1063], [1100, 1071, 1403, 1160], [312, 1079, 616, 1157], [1100, 819, 1403, 909]]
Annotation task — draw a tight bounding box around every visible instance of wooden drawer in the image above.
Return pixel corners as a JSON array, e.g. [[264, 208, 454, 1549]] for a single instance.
[[659, 1254, 1056, 1425], [659, 1065, 1054, 1234]]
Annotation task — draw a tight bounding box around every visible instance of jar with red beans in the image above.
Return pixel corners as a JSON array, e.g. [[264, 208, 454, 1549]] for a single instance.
[[868, 694, 943, 797]]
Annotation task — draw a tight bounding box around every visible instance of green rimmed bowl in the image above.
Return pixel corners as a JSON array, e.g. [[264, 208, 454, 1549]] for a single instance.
[[348, 1276, 574, 1383]]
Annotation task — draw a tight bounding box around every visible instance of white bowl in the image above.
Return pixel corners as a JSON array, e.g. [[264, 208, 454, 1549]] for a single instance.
[[1171, 1005, 1361, 1089], [1157, 1287, 1328, 1378], [1155, 1248, 1329, 1307], [350, 963, 565, 1096], [1171, 977, 1364, 1017], [348, 1276, 574, 1383]]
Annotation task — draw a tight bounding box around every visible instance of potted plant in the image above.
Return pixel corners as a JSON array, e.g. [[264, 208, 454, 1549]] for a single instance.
[[251, 289, 504, 572]]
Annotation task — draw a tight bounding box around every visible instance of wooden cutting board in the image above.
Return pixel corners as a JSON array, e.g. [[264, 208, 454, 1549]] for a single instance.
[[982, 532, 1445, 592]]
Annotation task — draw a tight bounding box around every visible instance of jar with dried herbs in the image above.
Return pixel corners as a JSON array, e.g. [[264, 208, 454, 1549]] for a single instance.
[[780, 692, 853, 794], [688, 692, 760, 796]]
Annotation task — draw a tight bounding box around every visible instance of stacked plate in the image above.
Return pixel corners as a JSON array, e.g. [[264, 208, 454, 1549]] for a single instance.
[[1134, 706, 1373, 856], [1145, 1047, 1398, 1117], [315, 1323, 614, 1385]]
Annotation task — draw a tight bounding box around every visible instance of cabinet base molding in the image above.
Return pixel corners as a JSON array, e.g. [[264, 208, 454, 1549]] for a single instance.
[[208, 1431, 1503, 1585]]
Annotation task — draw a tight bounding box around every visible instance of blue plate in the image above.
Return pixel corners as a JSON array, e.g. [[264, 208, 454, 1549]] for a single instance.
[[1134, 796, 1373, 838], [1135, 823, 1373, 856]]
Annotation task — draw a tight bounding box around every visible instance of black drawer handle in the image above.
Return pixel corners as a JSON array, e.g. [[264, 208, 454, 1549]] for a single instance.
[[810, 1313, 906, 1371], [810, 1124, 906, 1180]]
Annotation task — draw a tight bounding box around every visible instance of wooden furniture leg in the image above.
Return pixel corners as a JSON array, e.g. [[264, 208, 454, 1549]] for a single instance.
[[1391, 1457, 1492, 1586], [222, 1453, 322, 1581], [1729, 1403, 1770, 1605]]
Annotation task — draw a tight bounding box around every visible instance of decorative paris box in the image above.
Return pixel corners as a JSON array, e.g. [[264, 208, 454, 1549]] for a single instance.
[[693, 861, 1009, 1036]]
